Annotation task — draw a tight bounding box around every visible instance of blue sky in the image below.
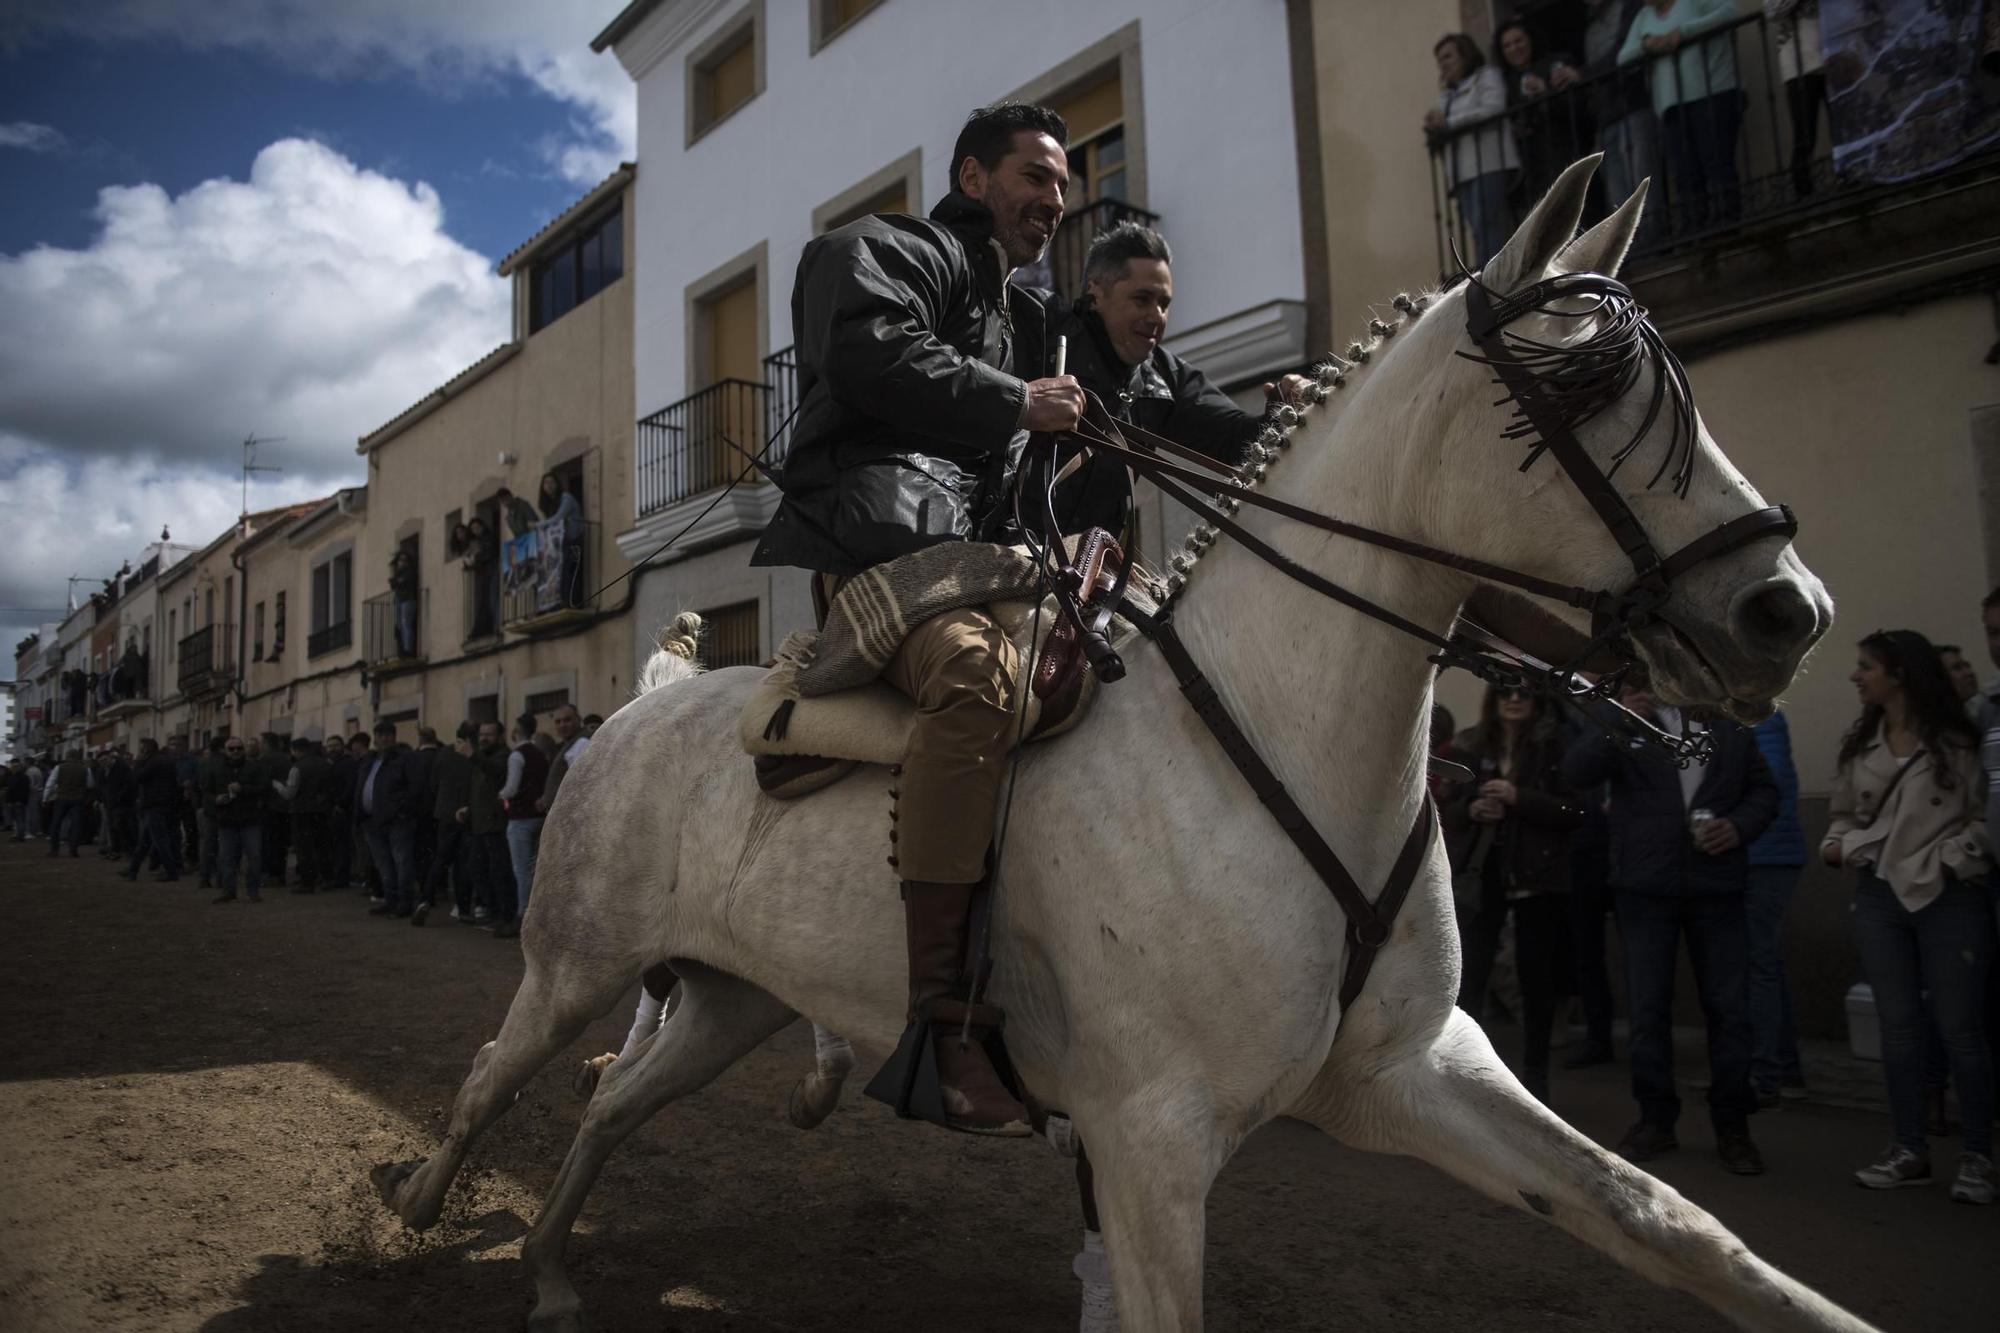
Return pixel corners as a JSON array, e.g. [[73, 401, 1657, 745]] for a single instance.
[[1, 33, 605, 264], [0, 1, 632, 661]]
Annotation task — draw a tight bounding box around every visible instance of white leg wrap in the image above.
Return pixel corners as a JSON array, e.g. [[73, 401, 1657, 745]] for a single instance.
[[617, 991, 667, 1060], [812, 1025, 856, 1078], [1074, 1228, 1119, 1333]]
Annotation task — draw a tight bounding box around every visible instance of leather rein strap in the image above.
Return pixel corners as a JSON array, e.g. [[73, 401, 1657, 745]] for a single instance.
[[1121, 600, 1436, 1014]]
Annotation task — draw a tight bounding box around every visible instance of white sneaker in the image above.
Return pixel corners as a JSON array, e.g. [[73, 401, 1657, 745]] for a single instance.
[[1950, 1152, 1995, 1205], [448, 906, 461, 922], [1854, 1145, 1931, 1189]]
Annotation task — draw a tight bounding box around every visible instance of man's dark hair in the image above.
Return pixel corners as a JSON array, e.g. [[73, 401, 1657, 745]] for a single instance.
[[583, 713, 604, 727], [208, 735, 226, 754], [416, 726, 440, 747], [289, 735, 311, 752], [950, 102, 1067, 192], [456, 720, 479, 742], [1082, 221, 1172, 291], [1434, 32, 1485, 78], [1983, 586, 2000, 612], [516, 712, 537, 737], [138, 737, 159, 757], [1936, 644, 1963, 657], [373, 719, 397, 739]]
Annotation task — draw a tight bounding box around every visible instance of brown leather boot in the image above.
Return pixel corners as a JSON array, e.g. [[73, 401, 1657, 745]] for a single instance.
[[902, 880, 1031, 1137]]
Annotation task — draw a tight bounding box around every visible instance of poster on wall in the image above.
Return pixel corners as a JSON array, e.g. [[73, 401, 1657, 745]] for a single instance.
[[532, 518, 565, 613], [1821, 0, 2000, 184], [503, 530, 539, 595]]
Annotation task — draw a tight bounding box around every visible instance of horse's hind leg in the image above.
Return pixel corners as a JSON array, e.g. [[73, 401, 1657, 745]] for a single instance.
[[521, 964, 795, 1332], [1301, 1009, 1877, 1333], [373, 958, 625, 1231]]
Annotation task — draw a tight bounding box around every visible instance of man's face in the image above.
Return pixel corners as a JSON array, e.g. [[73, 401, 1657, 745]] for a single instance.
[[223, 741, 245, 765], [553, 707, 580, 741], [1941, 650, 1978, 702], [1088, 258, 1173, 368], [244, 738, 261, 758], [959, 131, 1069, 269], [478, 724, 502, 751]]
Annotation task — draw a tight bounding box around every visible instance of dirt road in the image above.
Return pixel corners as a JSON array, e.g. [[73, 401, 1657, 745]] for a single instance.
[[0, 839, 1991, 1331]]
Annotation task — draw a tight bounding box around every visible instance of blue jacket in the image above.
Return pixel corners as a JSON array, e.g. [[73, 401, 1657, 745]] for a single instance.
[[1747, 711, 1805, 867], [1563, 713, 1779, 896]]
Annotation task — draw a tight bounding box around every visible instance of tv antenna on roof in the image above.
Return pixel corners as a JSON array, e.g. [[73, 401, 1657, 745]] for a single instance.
[[241, 434, 286, 524]]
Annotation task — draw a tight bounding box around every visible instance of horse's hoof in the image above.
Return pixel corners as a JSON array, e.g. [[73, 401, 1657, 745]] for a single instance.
[[787, 1072, 843, 1130], [370, 1159, 436, 1229], [572, 1053, 618, 1101], [527, 1301, 595, 1333]]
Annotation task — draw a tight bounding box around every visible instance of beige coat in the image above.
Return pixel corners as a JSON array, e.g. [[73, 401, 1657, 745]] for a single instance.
[[1825, 736, 1990, 911]]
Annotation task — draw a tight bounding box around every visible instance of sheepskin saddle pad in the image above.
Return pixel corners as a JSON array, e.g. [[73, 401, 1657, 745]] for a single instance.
[[740, 540, 1140, 799]]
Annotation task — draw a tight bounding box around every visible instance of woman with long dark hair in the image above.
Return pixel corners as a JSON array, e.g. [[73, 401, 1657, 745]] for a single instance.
[[1442, 683, 1586, 1101], [1825, 630, 1995, 1202]]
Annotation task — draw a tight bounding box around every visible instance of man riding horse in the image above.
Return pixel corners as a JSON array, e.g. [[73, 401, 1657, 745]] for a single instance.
[[749, 102, 1087, 1135]]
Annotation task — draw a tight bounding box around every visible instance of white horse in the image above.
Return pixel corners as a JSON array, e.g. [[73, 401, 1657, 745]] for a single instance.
[[375, 161, 1864, 1333]]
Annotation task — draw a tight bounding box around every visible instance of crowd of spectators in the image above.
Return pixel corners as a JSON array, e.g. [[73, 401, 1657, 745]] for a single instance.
[[1432, 585, 1999, 1206], [3, 705, 601, 940], [1425, 2, 1828, 262]]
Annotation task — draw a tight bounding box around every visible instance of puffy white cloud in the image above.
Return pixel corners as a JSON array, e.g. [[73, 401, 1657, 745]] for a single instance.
[[2, 1, 634, 185], [0, 121, 66, 153], [0, 137, 509, 662]]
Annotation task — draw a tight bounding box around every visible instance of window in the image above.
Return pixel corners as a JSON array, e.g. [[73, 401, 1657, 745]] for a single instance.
[[467, 693, 501, 725], [253, 601, 266, 661], [167, 609, 176, 663], [530, 204, 625, 333], [700, 600, 761, 668], [688, 6, 762, 143], [1056, 71, 1127, 205], [818, 179, 909, 235], [811, 0, 882, 53], [203, 587, 214, 628], [309, 551, 353, 658], [272, 591, 286, 656], [524, 688, 570, 715]]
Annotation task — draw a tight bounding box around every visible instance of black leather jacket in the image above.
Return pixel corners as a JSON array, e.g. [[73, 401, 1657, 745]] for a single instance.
[[752, 193, 1052, 575]]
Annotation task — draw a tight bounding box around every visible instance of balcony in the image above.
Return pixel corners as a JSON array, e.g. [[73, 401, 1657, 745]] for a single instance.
[[636, 378, 783, 518], [363, 589, 426, 671], [1042, 196, 1161, 300], [1424, 10, 2000, 349], [176, 624, 236, 700], [502, 520, 600, 634], [306, 618, 353, 660]]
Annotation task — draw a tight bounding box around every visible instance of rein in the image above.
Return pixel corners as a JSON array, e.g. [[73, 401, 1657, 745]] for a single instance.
[[1015, 268, 1801, 1022]]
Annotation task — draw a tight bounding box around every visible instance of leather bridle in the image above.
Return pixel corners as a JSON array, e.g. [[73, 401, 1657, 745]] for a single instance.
[[1008, 268, 1802, 1021]]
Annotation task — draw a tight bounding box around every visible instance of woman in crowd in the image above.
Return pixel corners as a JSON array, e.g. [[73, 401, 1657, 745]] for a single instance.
[[1443, 683, 1586, 1102], [538, 472, 586, 608], [1424, 32, 1518, 265], [1824, 630, 1995, 1204], [1494, 19, 1589, 208]]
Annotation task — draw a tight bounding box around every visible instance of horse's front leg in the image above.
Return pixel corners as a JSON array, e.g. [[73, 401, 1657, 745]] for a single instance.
[[1072, 1095, 1225, 1332]]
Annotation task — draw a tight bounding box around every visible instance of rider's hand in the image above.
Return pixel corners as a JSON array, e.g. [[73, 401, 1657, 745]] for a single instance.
[[1263, 373, 1311, 408], [1022, 376, 1085, 433]]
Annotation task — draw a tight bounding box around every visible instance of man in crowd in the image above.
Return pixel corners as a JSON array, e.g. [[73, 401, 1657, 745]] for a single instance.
[[348, 731, 384, 901], [326, 734, 357, 890], [537, 702, 591, 817], [1939, 643, 1980, 707], [43, 747, 93, 857], [1565, 669, 1777, 1175], [1746, 709, 1808, 1106], [357, 720, 418, 918], [101, 745, 137, 861], [462, 720, 518, 939], [406, 726, 444, 916], [120, 737, 183, 883], [272, 735, 332, 893], [203, 735, 262, 903], [23, 752, 47, 841], [1043, 221, 1305, 542], [254, 732, 292, 886], [425, 721, 478, 926], [194, 736, 224, 887], [581, 713, 603, 738], [500, 712, 549, 915], [3, 759, 30, 841], [172, 736, 199, 867]]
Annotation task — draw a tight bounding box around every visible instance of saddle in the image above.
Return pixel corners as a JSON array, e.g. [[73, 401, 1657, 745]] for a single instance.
[[740, 532, 1138, 799]]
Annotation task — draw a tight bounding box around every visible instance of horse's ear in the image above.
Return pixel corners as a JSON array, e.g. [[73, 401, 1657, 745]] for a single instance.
[[1555, 179, 1649, 279], [1479, 154, 1600, 293]]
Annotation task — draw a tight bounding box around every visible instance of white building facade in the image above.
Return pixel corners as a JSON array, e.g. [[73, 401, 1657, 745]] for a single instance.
[[596, 0, 1316, 674]]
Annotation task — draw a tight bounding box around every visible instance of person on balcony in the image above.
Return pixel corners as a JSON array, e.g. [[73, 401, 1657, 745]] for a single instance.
[[1620, 0, 1745, 232], [1424, 32, 1519, 266], [389, 550, 419, 658], [1038, 221, 1308, 545], [538, 473, 586, 609], [1494, 19, 1588, 210], [494, 486, 540, 540], [465, 516, 500, 639], [1552, 0, 1660, 242], [1765, 0, 1825, 198]]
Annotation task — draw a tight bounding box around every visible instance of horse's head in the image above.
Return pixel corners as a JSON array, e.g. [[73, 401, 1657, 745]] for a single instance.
[[1420, 157, 1830, 722]]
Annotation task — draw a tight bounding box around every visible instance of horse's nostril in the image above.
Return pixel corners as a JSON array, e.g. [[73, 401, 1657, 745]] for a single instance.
[[1736, 584, 1816, 652]]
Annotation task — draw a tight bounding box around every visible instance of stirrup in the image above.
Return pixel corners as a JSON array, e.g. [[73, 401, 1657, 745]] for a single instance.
[[863, 996, 1026, 1134]]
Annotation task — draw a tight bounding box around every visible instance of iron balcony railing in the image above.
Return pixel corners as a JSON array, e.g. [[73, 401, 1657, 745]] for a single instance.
[[502, 519, 599, 628], [1043, 196, 1161, 299], [306, 618, 353, 660], [1425, 9, 1885, 271], [363, 589, 425, 666], [176, 623, 236, 698], [636, 379, 782, 517]]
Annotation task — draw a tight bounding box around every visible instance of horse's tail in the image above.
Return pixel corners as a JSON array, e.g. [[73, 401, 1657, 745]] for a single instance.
[[637, 611, 706, 695]]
